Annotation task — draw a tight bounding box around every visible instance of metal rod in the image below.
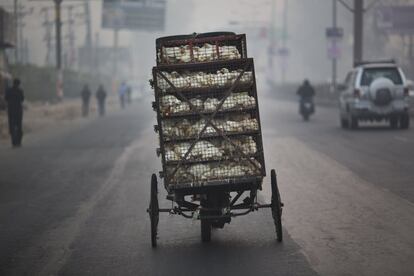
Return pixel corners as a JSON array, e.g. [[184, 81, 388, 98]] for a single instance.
[[230, 191, 243, 206]]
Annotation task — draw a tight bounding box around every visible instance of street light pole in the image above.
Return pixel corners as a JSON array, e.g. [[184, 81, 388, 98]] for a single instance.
[[353, 0, 364, 65], [54, 0, 62, 69]]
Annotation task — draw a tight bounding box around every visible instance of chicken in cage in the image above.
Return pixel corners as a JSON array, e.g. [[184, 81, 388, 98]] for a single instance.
[[221, 136, 257, 156], [157, 68, 253, 92], [204, 98, 220, 111], [162, 119, 193, 138], [168, 159, 262, 184], [191, 140, 224, 159], [164, 136, 257, 162], [162, 116, 259, 140], [160, 92, 256, 116], [190, 119, 217, 136], [159, 43, 242, 64]]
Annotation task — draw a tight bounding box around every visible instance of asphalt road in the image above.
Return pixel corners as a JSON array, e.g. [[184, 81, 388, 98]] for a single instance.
[[0, 85, 413, 276]]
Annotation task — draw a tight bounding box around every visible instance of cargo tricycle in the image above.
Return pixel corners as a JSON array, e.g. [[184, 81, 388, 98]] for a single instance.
[[148, 32, 283, 247]]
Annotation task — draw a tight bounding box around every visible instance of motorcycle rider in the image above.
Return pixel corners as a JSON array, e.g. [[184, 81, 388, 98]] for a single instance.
[[296, 79, 315, 119]]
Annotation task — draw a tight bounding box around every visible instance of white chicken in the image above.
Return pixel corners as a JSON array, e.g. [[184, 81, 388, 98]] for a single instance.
[[179, 45, 192, 63], [173, 142, 191, 159], [191, 119, 216, 136], [189, 98, 204, 110], [188, 164, 210, 180], [241, 118, 259, 131], [165, 149, 179, 161], [204, 98, 220, 111], [160, 95, 181, 114], [191, 141, 223, 159], [171, 102, 190, 114], [223, 120, 243, 132]]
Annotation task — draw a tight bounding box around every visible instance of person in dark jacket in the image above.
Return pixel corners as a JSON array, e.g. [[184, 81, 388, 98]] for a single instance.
[[96, 85, 107, 116], [297, 79, 316, 114], [81, 84, 91, 117], [5, 78, 24, 147], [297, 79, 315, 99]]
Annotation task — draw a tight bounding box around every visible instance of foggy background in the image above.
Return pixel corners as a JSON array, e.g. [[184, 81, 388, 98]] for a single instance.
[[3, 0, 413, 89]]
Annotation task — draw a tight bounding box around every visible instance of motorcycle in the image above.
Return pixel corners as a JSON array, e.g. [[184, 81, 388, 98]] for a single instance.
[[299, 97, 315, 121]]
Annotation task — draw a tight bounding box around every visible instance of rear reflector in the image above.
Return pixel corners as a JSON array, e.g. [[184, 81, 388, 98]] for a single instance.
[[404, 87, 409, 96], [353, 88, 361, 98]]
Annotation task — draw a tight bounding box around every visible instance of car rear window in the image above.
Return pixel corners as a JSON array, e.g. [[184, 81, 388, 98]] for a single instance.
[[361, 67, 403, 86]]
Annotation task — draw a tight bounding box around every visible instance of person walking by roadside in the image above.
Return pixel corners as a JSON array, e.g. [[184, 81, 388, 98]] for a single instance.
[[81, 84, 91, 117], [126, 84, 132, 104], [5, 78, 24, 147], [96, 85, 107, 117], [118, 82, 128, 109]]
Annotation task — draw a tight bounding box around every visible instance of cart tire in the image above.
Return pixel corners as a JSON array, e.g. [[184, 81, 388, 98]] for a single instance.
[[149, 174, 159, 248], [271, 169, 283, 242], [201, 219, 211, 242]]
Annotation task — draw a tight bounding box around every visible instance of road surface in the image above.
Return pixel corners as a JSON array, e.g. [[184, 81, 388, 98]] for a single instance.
[[0, 85, 413, 276]]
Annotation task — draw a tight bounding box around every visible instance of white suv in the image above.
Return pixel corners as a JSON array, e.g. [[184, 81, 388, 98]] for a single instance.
[[339, 61, 410, 129]]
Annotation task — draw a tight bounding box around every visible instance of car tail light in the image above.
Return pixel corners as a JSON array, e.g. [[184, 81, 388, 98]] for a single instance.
[[404, 87, 409, 96], [353, 88, 361, 98]]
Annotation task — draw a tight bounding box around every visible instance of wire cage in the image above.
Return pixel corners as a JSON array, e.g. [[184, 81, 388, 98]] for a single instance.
[[156, 32, 247, 65], [152, 57, 265, 191]]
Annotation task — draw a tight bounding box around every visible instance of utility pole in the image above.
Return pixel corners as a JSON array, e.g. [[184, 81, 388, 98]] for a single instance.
[[41, 7, 53, 65], [54, 0, 63, 70], [338, 0, 371, 66], [18, 4, 24, 63], [354, 0, 364, 65], [66, 5, 75, 69], [332, 0, 338, 92], [14, 0, 18, 63], [83, 0, 92, 71], [53, 0, 64, 100]]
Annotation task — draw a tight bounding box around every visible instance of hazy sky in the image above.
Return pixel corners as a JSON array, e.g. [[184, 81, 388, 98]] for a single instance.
[[1, 0, 404, 83]]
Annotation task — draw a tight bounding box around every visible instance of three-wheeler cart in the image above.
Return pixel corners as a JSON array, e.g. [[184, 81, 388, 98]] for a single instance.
[[148, 32, 283, 247]]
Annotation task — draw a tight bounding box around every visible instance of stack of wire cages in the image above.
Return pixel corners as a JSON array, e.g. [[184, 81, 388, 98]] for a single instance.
[[152, 33, 265, 194]]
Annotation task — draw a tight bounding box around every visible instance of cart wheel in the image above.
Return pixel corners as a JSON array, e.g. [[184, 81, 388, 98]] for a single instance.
[[148, 174, 159, 248], [271, 169, 283, 242], [201, 219, 211, 242]]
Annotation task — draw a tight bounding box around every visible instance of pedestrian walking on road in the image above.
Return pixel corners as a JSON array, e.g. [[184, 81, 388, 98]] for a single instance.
[[126, 85, 132, 104], [96, 85, 107, 117], [81, 84, 91, 117], [5, 78, 24, 147], [118, 82, 128, 109]]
